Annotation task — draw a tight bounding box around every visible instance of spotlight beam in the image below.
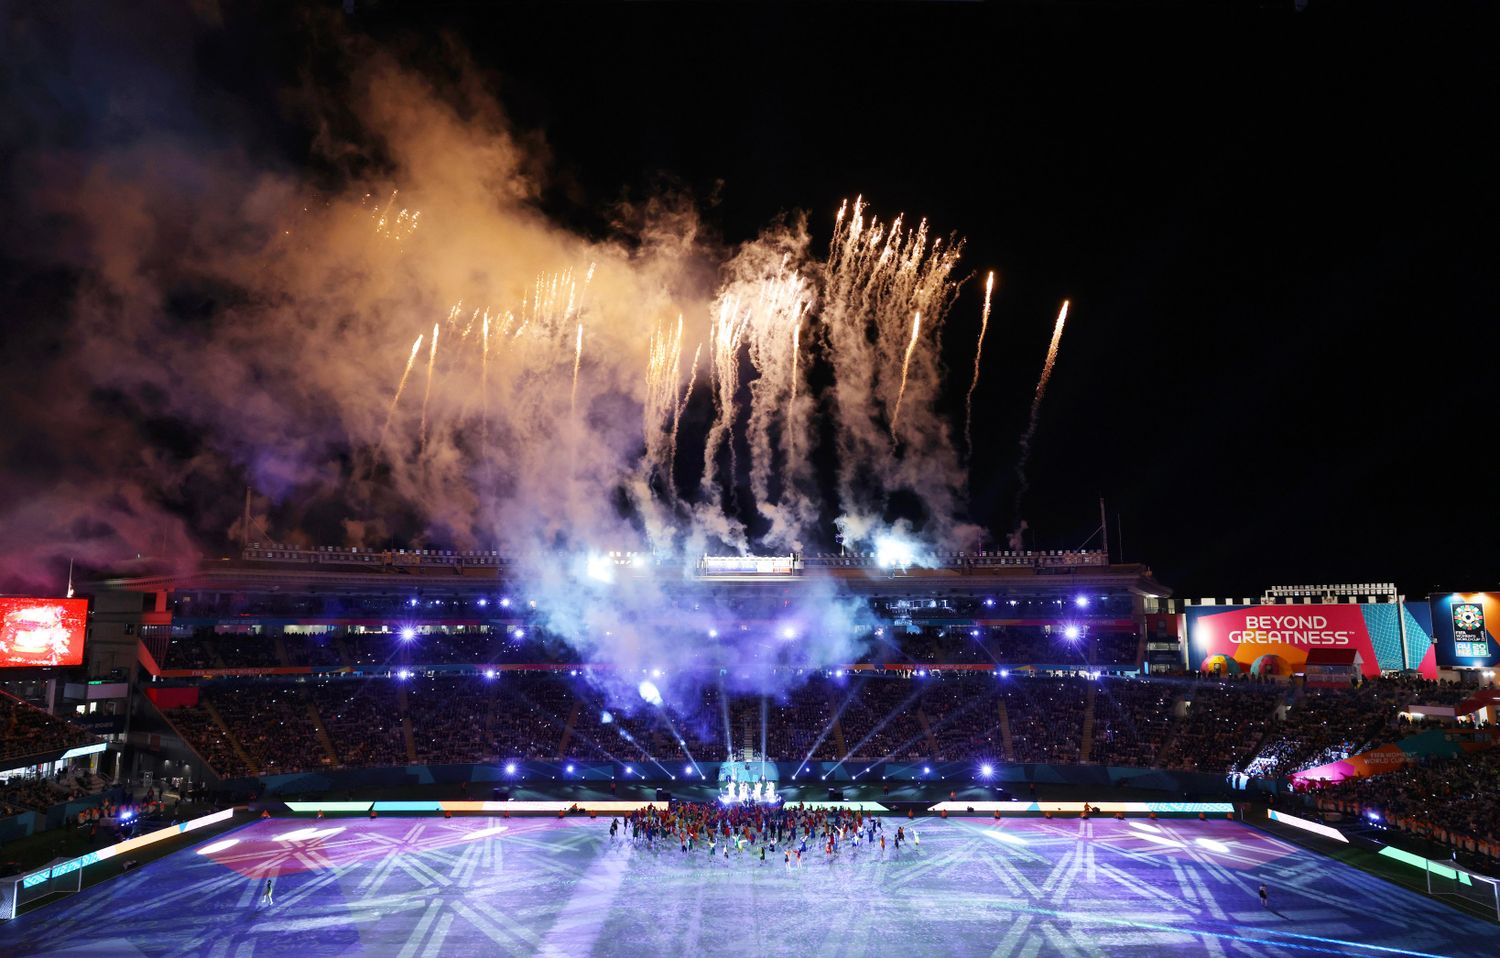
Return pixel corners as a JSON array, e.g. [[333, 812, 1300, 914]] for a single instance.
[[795, 680, 865, 778], [717, 675, 734, 760], [653, 707, 705, 780], [867, 686, 997, 766], [827, 681, 927, 777]]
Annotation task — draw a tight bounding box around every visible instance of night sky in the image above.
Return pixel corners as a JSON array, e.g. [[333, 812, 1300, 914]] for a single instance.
[[1, 1, 1495, 598]]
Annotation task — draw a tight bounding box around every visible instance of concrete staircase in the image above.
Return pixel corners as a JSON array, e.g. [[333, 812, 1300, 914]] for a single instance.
[[305, 699, 339, 766], [397, 683, 417, 763], [997, 700, 1015, 762], [915, 709, 941, 759], [1079, 683, 1097, 761], [202, 699, 257, 774], [556, 700, 581, 759]]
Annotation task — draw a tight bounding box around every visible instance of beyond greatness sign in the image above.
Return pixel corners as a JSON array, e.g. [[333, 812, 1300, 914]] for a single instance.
[[1186, 604, 1382, 677]]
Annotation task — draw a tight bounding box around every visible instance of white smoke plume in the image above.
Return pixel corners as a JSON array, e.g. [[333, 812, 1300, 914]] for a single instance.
[[0, 11, 992, 712]]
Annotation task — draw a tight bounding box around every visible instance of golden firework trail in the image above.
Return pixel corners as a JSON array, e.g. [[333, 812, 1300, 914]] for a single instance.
[[368, 189, 420, 240], [481, 311, 491, 447], [379, 332, 425, 448], [570, 321, 585, 415], [1035, 299, 1069, 403], [964, 271, 996, 457], [1015, 299, 1071, 508], [890, 310, 922, 436], [787, 310, 804, 459], [675, 340, 702, 468], [419, 322, 439, 448]]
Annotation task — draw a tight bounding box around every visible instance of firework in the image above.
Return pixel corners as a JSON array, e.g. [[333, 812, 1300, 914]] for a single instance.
[[1036, 299, 1069, 405], [964, 271, 996, 457], [1014, 299, 1071, 509], [419, 322, 439, 448], [889, 311, 922, 437], [674, 341, 701, 476], [378, 332, 425, 447], [367, 189, 420, 240], [570, 322, 584, 415], [787, 311, 803, 459], [820, 197, 964, 537]]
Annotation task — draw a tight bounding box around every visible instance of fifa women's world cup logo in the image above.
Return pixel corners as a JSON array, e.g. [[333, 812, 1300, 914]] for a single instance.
[[1451, 602, 1489, 658]]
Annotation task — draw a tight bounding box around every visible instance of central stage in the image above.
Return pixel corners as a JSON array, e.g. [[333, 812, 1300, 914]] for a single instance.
[[8, 817, 1491, 957]]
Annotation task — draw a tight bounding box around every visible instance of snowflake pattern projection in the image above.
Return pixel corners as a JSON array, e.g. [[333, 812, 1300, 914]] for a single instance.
[[7, 817, 1495, 958]]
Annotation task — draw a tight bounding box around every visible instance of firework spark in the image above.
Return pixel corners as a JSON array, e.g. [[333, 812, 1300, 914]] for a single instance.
[[419, 322, 439, 448], [367, 189, 420, 240], [644, 316, 688, 498], [481, 310, 491, 453], [379, 332, 425, 447], [674, 341, 701, 477], [965, 271, 996, 457], [787, 311, 803, 459], [1014, 299, 1070, 509], [570, 322, 584, 415], [890, 311, 922, 437]]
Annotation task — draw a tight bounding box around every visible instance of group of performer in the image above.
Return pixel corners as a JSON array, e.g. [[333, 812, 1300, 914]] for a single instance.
[[606, 801, 917, 864], [718, 779, 778, 805]]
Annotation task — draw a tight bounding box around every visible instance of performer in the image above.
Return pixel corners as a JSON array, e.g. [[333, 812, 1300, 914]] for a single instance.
[[260, 876, 275, 907]]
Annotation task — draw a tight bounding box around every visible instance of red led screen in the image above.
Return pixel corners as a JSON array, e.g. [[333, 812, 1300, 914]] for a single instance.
[[0, 597, 87, 667]]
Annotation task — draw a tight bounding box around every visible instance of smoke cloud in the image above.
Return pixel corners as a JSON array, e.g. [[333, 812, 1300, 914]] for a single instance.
[[0, 6, 989, 717]]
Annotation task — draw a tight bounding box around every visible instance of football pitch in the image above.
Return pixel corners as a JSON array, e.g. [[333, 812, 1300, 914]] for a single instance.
[[7, 816, 1492, 957]]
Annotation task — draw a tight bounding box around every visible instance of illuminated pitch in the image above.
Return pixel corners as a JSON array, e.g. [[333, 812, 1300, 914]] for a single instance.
[[4, 817, 1490, 957]]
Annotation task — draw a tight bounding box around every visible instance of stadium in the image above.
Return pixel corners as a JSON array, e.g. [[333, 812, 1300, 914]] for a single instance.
[[2, 547, 1498, 956], [2, 3, 1497, 957]]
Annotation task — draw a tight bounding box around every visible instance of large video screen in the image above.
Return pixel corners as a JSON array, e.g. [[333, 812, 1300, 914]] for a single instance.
[[0, 597, 88, 667], [1429, 593, 1500, 668], [1185, 603, 1388, 677]]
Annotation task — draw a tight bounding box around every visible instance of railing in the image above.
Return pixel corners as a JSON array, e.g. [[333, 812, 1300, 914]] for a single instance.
[[241, 543, 1113, 573]]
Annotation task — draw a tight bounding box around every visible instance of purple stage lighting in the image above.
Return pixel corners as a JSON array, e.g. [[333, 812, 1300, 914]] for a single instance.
[[981, 763, 994, 777], [1064, 625, 1081, 640], [1075, 595, 1090, 608], [505, 763, 517, 774], [400, 627, 416, 641]]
